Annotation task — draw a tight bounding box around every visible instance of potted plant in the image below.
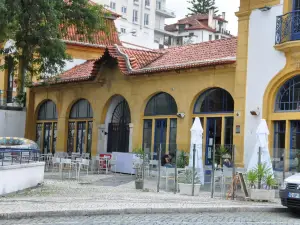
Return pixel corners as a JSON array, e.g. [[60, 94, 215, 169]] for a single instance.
[[133, 147, 145, 190], [216, 145, 231, 168], [176, 151, 189, 168], [178, 169, 201, 196], [247, 163, 277, 201]]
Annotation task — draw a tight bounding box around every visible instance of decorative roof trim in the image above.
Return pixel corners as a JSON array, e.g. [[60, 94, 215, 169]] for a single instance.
[[114, 44, 133, 72], [63, 40, 106, 48], [126, 57, 236, 75]]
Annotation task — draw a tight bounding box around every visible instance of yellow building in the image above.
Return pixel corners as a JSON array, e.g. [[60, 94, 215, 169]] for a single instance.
[[23, 36, 241, 166]]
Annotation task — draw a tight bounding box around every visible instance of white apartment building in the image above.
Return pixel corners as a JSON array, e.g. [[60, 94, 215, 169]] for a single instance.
[[94, 0, 175, 49], [163, 8, 232, 47]]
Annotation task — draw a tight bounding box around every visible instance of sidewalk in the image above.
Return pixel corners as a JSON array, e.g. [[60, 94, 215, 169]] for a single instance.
[[0, 173, 285, 219]]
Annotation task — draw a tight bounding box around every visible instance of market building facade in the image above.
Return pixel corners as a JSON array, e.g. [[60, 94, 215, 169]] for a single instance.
[[24, 38, 240, 165]]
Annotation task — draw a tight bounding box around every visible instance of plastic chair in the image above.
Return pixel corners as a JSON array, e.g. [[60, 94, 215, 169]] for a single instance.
[[78, 159, 90, 180]]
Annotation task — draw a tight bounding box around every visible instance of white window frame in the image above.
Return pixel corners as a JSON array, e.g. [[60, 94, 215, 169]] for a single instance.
[[144, 13, 149, 26], [110, 1, 116, 10], [121, 6, 127, 14], [133, 10, 138, 23], [145, 0, 150, 7]]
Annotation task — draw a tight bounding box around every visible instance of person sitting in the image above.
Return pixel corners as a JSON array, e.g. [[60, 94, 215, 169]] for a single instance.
[[162, 154, 174, 168]]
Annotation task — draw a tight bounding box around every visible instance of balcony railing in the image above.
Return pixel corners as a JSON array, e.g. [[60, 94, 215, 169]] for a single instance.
[[155, 5, 176, 18], [275, 10, 300, 44]]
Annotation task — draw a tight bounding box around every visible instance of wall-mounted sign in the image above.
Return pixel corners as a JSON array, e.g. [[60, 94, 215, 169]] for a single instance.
[[236, 125, 241, 134]]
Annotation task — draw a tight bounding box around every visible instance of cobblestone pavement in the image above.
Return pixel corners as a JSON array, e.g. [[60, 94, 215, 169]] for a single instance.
[[0, 173, 281, 216], [0, 212, 299, 225]]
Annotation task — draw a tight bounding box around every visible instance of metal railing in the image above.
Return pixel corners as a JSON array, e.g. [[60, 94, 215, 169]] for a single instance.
[[275, 10, 300, 44], [0, 148, 41, 166], [155, 5, 175, 17]]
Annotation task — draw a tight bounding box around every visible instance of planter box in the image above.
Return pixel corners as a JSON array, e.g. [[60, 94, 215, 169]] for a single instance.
[[178, 183, 201, 196], [249, 189, 275, 201], [135, 180, 144, 190]]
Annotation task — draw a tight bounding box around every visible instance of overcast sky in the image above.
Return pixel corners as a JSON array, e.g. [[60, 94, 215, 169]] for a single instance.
[[166, 0, 240, 35]]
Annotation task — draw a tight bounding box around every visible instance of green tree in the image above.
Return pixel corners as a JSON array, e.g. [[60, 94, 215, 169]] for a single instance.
[[187, 0, 218, 15], [0, 0, 109, 99]]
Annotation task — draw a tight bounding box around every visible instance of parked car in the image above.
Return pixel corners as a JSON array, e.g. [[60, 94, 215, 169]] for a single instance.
[[280, 173, 300, 211]]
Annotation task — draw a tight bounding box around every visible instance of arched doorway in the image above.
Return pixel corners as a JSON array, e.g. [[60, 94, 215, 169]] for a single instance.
[[272, 75, 300, 171], [107, 99, 131, 153], [67, 99, 93, 154], [143, 92, 178, 158], [193, 88, 234, 165], [36, 100, 58, 154]]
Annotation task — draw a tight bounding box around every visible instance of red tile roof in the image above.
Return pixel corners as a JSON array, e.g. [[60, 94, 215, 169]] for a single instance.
[[112, 37, 237, 75], [165, 13, 227, 33], [62, 0, 121, 46], [34, 38, 237, 86], [62, 19, 121, 47]]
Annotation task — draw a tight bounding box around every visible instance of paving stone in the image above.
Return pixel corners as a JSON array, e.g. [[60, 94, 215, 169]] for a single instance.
[[0, 212, 299, 225]]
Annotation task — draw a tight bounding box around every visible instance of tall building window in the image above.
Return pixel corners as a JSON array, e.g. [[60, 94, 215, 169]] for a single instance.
[[121, 6, 127, 14], [110, 1, 116, 10], [209, 35, 213, 41], [67, 99, 93, 154], [215, 35, 219, 40], [121, 28, 126, 34], [133, 10, 138, 23], [144, 13, 149, 26], [145, 0, 150, 7], [36, 100, 58, 154]]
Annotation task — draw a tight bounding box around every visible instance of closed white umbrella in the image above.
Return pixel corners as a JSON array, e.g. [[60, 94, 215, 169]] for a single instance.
[[189, 117, 204, 185], [247, 119, 274, 176]]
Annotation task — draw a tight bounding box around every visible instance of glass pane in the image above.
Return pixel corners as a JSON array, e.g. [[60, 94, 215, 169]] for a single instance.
[[273, 121, 286, 171], [70, 99, 93, 119], [87, 121, 93, 154], [169, 119, 177, 157], [67, 122, 75, 153], [43, 123, 52, 154], [144, 92, 177, 116], [224, 117, 234, 146], [154, 119, 167, 159], [76, 122, 86, 154], [38, 100, 57, 120], [194, 88, 234, 114], [275, 75, 300, 111], [36, 123, 43, 148], [143, 120, 153, 154], [52, 123, 57, 154], [205, 118, 222, 165]]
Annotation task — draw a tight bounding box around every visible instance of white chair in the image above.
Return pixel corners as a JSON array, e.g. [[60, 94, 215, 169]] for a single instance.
[[149, 160, 158, 177], [78, 159, 90, 180], [60, 158, 76, 179], [109, 155, 117, 174], [52, 157, 61, 172]]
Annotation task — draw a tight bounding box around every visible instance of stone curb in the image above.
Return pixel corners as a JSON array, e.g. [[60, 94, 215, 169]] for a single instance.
[[0, 206, 287, 220]]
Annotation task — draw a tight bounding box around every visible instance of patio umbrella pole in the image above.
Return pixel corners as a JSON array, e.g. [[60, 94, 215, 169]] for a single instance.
[[211, 144, 216, 198], [231, 145, 236, 200], [258, 147, 262, 189], [174, 147, 178, 194], [192, 144, 196, 196], [157, 144, 161, 193]]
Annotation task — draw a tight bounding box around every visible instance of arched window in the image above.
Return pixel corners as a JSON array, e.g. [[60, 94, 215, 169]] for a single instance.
[[193, 88, 234, 114], [67, 99, 93, 155], [70, 99, 93, 119], [275, 75, 300, 111], [144, 92, 178, 116], [143, 92, 178, 158], [36, 100, 58, 154]]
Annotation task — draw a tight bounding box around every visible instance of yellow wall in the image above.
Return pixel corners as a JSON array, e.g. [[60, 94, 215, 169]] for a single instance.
[[25, 63, 238, 162]]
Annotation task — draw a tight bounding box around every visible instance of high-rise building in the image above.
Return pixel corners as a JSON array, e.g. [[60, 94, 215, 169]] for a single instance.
[[94, 0, 175, 49]]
